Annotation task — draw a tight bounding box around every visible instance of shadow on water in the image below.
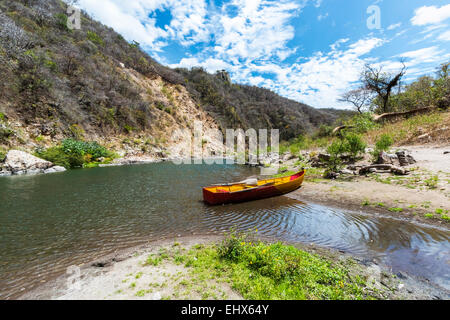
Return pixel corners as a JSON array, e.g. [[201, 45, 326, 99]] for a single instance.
[[0, 162, 449, 298]]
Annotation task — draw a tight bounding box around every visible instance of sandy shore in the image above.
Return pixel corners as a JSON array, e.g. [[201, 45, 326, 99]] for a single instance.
[[286, 144, 450, 227], [19, 235, 449, 300]]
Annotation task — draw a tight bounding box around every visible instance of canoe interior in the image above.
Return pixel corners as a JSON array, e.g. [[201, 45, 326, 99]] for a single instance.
[[202, 171, 305, 205], [203, 171, 304, 194]]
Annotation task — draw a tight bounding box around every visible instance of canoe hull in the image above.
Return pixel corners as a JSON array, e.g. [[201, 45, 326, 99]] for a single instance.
[[203, 171, 305, 205]]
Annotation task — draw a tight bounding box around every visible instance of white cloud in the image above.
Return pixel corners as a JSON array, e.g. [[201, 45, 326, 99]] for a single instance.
[[411, 4, 450, 26], [397, 46, 445, 64], [387, 23, 401, 30], [437, 30, 450, 41], [77, 0, 210, 50], [212, 0, 305, 63], [318, 13, 328, 21], [170, 57, 231, 73], [252, 37, 385, 108]]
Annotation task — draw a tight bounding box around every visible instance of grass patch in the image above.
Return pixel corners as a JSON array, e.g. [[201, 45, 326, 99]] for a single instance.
[[181, 231, 375, 300]]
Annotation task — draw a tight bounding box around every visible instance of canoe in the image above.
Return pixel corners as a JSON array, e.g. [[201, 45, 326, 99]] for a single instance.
[[202, 171, 305, 205]]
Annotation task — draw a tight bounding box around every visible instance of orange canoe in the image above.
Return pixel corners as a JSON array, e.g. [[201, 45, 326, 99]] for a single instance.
[[203, 171, 305, 205]]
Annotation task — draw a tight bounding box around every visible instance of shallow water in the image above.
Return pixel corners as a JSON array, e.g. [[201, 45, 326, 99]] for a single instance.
[[0, 162, 449, 298]]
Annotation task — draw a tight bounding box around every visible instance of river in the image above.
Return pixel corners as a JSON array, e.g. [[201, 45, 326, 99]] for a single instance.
[[0, 162, 449, 299]]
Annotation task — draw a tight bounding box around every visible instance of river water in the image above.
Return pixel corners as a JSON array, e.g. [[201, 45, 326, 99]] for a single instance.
[[0, 162, 449, 299]]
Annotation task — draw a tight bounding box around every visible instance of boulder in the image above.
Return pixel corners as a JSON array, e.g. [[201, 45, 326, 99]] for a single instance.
[[395, 151, 416, 167], [376, 151, 393, 165], [4, 150, 53, 173], [44, 166, 67, 174]]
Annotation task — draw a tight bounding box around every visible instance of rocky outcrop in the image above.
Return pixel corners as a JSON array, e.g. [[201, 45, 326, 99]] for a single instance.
[[0, 150, 66, 176]]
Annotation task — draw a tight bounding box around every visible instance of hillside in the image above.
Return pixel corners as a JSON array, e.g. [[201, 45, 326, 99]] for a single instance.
[[0, 0, 346, 160]]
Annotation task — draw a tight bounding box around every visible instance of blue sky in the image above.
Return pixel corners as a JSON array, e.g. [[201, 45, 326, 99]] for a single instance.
[[75, 0, 450, 109]]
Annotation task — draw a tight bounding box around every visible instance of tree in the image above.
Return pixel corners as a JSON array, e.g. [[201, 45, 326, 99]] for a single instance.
[[339, 88, 372, 114], [362, 62, 406, 114]]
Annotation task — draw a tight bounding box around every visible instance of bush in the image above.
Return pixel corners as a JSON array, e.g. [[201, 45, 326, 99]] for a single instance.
[[36, 139, 113, 169], [61, 139, 111, 160], [346, 113, 378, 133], [344, 133, 366, 160], [36, 146, 82, 169], [0, 147, 7, 162], [374, 134, 394, 152], [87, 31, 104, 46], [370, 134, 394, 162], [323, 139, 347, 175]]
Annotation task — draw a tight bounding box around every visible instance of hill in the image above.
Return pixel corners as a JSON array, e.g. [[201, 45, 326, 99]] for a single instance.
[[0, 0, 346, 159]]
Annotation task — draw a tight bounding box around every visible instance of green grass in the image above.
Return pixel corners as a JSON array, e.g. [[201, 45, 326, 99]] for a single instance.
[[388, 207, 403, 213], [180, 231, 375, 300]]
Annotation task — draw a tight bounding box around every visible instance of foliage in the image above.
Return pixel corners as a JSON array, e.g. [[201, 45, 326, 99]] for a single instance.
[[61, 139, 112, 159], [36, 139, 114, 169], [54, 13, 69, 31], [323, 139, 347, 175], [0, 147, 7, 162], [344, 112, 378, 133], [374, 134, 393, 152], [370, 62, 450, 113], [370, 134, 394, 162], [204, 231, 372, 299], [87, 31, 104, 46], [343, 133, 366, 159]]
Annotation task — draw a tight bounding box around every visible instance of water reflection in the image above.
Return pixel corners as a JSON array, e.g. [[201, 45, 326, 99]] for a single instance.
[[0, 162, 449, 298]]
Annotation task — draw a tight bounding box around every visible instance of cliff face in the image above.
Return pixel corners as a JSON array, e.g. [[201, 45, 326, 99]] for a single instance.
[[0, 0, 347, 158]]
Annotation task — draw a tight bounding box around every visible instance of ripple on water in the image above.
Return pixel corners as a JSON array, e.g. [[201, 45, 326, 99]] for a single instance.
[[0, 162, 449, 298]]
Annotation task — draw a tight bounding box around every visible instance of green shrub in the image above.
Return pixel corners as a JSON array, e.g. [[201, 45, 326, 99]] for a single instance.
[[61, 139, 111, 159], [87, 31, 104, 46], [36, 146, 81, 169], [55, 13, 69, 31], [344, 133, 366, 160], [36, 139, 113, 169], [346, 113, 378, 133], [371, 134, 394, 161], [323, 139, 347, 176], [0, 147, 7, 162], [375, 134, 394, 152]]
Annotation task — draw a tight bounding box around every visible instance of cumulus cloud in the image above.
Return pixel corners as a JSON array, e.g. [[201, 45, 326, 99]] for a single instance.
[[411, 4, 450, 26], [77, 0, 210, 50]]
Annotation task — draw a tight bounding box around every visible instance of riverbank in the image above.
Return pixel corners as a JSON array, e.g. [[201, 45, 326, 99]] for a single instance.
[[18, 235, 448, 300], [279, 145, 450, 227]]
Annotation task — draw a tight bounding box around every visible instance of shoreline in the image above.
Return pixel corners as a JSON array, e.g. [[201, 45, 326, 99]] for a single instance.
[[288, 179, 450, 229], [18, 234, 449, 300]]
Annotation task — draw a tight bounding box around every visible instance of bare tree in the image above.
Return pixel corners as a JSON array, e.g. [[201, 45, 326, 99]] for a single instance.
[[362, 62, 406, 114], [339, 88, 372, 114]]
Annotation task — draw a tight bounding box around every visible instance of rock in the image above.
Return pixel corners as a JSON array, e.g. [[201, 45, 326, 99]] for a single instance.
[[391, 166, 409, 175], [0, 170, 12, 176], [340, 169, 353, 175], [318, 153, 331, 162], [376, 151, 393, 165], [444, 151, 450, 155], [52, 166, 66, 172], [152, 292, 162, 300], [27, 169, 44, 175], [325, 172, 340, 179], [44, 166, 66, 174], [395, 151, 416, 166], [417, 133, 431, 142], [4, 150, 53, 173]]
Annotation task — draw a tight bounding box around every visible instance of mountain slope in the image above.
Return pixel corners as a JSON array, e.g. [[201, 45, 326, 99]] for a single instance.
[[0, 0, 348, 157]]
